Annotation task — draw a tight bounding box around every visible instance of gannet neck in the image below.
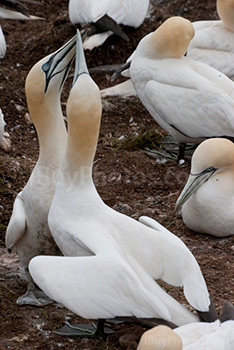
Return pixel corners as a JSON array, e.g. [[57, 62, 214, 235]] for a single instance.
[[137, 16, 194, 59], [191, 138, 234, 175], [63, 74, 102, 179], [217, 0, 234, 31], [138, 325, 182, 350]]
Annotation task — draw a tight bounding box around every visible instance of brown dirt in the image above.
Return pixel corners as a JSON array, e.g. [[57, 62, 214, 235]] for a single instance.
[[0, 0, 233, 349]]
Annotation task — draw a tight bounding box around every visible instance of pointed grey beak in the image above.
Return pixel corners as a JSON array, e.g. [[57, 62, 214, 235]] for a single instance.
[[73, 29, 89, 86], [42, 35, 77, 93], [111, 61, 131, 82], [175, 166, 217, 212]]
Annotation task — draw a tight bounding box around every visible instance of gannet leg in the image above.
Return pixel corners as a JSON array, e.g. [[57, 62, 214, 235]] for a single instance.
[[17, 268, 53, 306], [54, 319, 114, 339]]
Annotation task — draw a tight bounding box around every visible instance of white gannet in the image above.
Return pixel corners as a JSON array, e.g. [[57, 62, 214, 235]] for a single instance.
[[5, 35, 76, 305], [29, 30, 217, 338], [127, 16, 234, 159], [175, 138, 234, 237], [68, 0, 150, 50], [138, 303, 234, 349], [0, 108, 11, 151], [187, 0, 234, 80], [0, 0, 42, 58]]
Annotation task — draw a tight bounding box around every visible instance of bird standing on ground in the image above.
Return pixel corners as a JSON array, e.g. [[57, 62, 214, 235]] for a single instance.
[[68, 0, 150, 50], [187, 0, 234, 80], [29, 30, 217, 339], [175, 138, 234, 237], [5, 35, 76, 306]]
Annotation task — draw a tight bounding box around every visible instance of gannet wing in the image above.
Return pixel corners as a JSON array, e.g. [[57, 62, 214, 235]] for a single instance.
[[144, 75, 234, 139], [5, 193, 26, 250], [29, 252, 173, 321]]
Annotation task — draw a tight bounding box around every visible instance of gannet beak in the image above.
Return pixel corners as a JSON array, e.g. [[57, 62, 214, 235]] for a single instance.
[[42, 35, 77, 93], [73, 29, 89, 86], [111, 61, 131, 81], [174, 166, 217, 212]]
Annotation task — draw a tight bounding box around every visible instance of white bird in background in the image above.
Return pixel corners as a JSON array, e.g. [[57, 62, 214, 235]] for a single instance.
[[187, 0, 234, 80], [175, 138, 234, 237], [0, 108, 11, 151], [126, 16, 234, 159], [0, 0, 42, 58], [5, 36, 76, 306], [68, 0, 150, 50], [137, 303, 234, 350], [29, 30, 217, 339]]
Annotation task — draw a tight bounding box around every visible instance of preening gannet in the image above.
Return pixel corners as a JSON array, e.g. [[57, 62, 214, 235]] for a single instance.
[[5, 35, 76, 305], [29, 30, 217, 338], [138, 303, 234, 349], [187, 0, 234, 80], [128, 16, 234, 159], [175, 138, 234, 237], [0, 0, 42, 58], [68, 0, 150, 50]]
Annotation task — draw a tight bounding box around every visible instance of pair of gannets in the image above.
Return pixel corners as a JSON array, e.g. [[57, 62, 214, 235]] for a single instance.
[[187, 0, 234, 80], [68, 0, 150, 50], [29, 31, 217, 333], [176, 138, 234, 237], [5, 36, 77, 305], [0, 0, 42, 58], [138, 303, 234, 349]]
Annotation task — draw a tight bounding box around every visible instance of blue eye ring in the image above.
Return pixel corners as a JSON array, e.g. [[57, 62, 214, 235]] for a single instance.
[[42, 62, 50, 73]]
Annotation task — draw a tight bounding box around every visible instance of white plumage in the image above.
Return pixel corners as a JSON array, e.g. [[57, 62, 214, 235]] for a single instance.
[[128, 16, 234, 145], [5, 36, 76, 305], [187, 0, 234, 80], [175, 138, 234, 237], [29, 31, 215, 327], [68, 0, 150, 50]]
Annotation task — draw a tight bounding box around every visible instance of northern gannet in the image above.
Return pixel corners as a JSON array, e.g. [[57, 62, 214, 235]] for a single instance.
[[29, 30, 217, 337], [5, 35, 76, 305], [68, 0, 150, 50], [187, 0, 234, 80], [175, 138, 234, 237], [0, 0, 42, 58], [127, 16, 234, 159], [137, 303, 234, 349], [0, 108, 11, 151]]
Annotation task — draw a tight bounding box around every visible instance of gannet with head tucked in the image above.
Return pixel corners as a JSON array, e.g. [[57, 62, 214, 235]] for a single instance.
[[29, 31, 217, 337], [175, 138, 234, 237], [0, 0, 42, 58], [5, 36, 76, 305], [127, 16, 234, 158], [68, 0, 150, 50], [137, 303, 234, 349], [187, 0, 234, 80]]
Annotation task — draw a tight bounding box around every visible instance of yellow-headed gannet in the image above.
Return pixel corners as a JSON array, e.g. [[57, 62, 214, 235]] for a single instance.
[[138, 303, 234, 349], [29, 30, 217, 338], [5, 35, 76, 305], [68, 0, 150, 50], [175, 138, 234, 237], [127, 16, 234, 159], [187, 0, 234, 80]]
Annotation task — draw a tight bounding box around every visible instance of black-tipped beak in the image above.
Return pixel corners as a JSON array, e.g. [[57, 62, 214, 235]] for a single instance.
[[72, 29, 89, 86], [42, 35, 77, 93]]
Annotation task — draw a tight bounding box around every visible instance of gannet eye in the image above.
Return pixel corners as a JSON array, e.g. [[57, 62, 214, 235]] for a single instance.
[[42, 62, 50, 73]]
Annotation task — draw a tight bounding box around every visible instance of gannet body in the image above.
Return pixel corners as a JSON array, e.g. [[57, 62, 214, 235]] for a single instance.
[[175, 138, 234, 237], [68, 0, 150, 50], [5, 36, 76, 305], [29, 32, 217, 328], [137, 320, 234, 350], [129, 16, 234, 146], [0, 108, 11, 151], [187, 0, 234, 80]]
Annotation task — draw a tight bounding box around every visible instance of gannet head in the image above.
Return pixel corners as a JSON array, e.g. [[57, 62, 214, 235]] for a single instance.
[[137, 325, 182, 350], [175, 138, 234, 210], [136, 16, 194, 60], [25, 35, 76, 108], [217, 0, 234, 32], [66, 30, 102, 132]]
